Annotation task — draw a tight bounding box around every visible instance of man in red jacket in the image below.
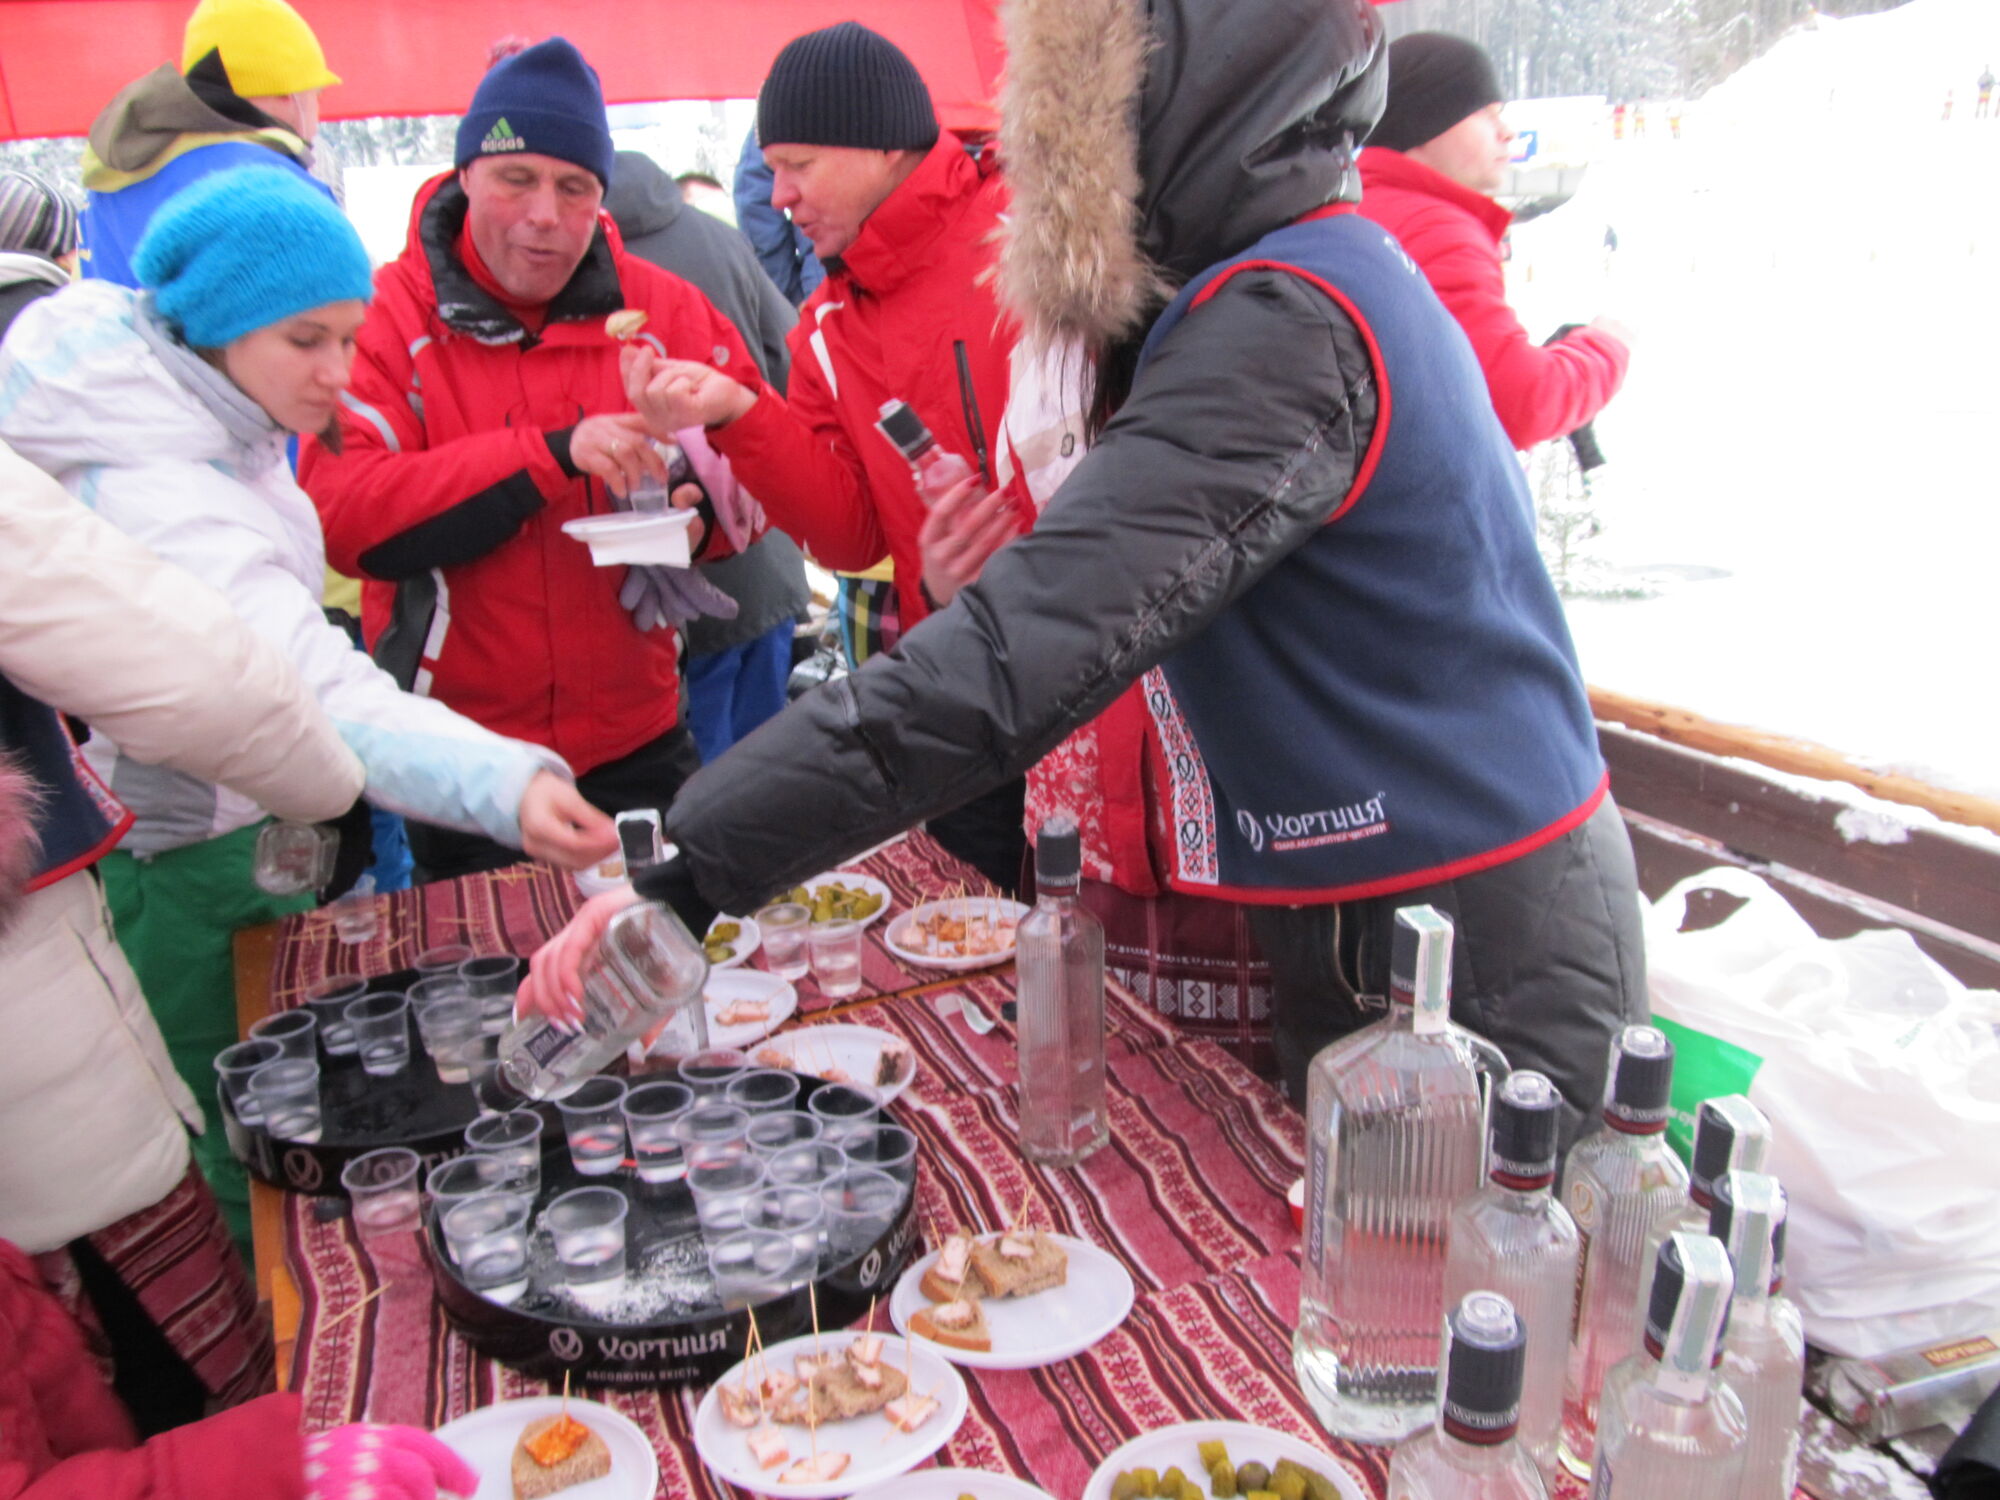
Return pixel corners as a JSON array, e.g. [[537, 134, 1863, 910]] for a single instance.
[[302, 38, 759, 881], [621, 23, 1030, 890], [1358, 32, 1634, 451]]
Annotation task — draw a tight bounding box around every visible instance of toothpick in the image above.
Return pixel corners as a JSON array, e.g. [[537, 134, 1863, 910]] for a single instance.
[[562, 1368, 571, 1420], [809, 1278, 822, 1367], [317, 1283, 387, 1329], [864, 1294, 877, 1334]]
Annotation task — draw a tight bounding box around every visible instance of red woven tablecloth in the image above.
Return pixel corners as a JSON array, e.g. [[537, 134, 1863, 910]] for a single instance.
[[267, 834, 1596, 1499]]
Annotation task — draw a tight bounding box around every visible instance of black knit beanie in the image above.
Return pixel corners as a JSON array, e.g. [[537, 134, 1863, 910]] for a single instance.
[[757, 22, 939, 152], [1369, 32, 1505, 152]]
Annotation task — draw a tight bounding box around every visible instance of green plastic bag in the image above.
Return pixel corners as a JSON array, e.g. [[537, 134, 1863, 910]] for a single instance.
[[1652, 1015, 1763, 1165]]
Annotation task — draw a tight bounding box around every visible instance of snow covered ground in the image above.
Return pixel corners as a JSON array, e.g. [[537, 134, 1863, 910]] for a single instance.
[[1507, 0, 2000, 805]]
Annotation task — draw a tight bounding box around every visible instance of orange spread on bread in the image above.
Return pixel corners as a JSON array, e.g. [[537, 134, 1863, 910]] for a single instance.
[[524, 1414, 591, 1467]]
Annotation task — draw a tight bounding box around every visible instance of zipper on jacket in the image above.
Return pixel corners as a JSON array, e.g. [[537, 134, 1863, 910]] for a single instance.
[[954, 339, 994, 488]]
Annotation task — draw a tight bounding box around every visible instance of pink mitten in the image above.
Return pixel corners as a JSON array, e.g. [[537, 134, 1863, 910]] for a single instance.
[[303, 1423, 480, 1499], [677, 425, 766, 552]]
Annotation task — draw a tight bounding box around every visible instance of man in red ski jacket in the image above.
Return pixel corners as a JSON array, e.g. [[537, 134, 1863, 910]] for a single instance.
[[1358, 32, 1634, 451], [302, 38, 759, 880]]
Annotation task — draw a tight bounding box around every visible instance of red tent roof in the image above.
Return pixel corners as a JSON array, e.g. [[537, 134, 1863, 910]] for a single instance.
[[0, 0, 1004, 140]]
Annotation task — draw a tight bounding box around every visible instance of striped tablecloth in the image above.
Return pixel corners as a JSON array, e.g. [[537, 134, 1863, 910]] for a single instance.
[[265, 833, 1598, 1500]]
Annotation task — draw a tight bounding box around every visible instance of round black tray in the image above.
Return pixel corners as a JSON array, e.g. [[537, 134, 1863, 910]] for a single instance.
[[224, 962, 520, 1195]]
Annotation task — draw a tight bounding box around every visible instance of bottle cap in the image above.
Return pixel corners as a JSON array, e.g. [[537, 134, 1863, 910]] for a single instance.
[[1440, 1291, 1527, 1444], [1689, 1094, 1771, 1206], [1603, 1024, 1675, 1132], [1035, 814, 1082, 886], [1389, 904, 1454, 1036], [1711, 1169, 1787, 1296], [1644, 1232, 1736, 1393], [1489, 1070, 1561, 1187]]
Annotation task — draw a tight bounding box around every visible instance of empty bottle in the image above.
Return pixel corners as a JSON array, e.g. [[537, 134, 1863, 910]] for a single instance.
[[1559, 1025, 1689, 1479], [1710, 1172, 1804, 1500], [1443, 1070, 1581, 1476], [1634, 1094, 1770, 1328], [1388, 1292, 1549, 1500], [1015, 814, 1108, 1167], [1591, 1232, 1748, 1497], [1296, 905, 1508, 1443]]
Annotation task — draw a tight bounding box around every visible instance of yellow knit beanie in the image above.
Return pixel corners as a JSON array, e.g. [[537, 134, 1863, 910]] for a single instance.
[[182, 0, 340, 98]]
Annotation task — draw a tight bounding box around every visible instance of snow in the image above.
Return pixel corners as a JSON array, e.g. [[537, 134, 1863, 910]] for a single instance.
[[1504, 0, 2000, 811]]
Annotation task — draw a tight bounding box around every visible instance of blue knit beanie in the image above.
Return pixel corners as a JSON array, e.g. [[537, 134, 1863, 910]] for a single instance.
[[455, 37, 615, 187], [134, 166, 372, 347]]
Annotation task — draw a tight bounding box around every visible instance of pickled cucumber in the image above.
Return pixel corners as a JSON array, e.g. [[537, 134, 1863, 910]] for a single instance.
[[1208, 1460, 1237, 1498], [1197, 1442, 1232, 1474], [708, 920, 742, 943]]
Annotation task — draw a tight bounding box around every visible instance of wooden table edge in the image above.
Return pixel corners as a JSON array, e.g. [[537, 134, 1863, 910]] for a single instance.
[[232, 918, 300, 1388]]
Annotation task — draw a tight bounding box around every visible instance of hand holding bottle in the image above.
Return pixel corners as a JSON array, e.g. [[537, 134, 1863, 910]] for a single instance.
[[917, 461, 1026, 607]]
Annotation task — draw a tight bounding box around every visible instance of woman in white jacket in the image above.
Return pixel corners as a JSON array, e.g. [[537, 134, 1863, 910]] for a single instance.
[[0, 166, 618, 1255]]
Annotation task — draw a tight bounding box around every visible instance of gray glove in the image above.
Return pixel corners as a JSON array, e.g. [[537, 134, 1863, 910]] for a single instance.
[[619, 565, 741, 631]]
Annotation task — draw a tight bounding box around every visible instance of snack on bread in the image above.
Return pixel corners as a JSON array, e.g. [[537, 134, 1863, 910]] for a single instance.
[[604, 308, 648, 340], [770, 1356, 909, 1424], [970, 1230, 1068, 1299], [511, 1413, 611, 1499], [919, 1233, 986, 1303], [908, 1296, 992, 1353]]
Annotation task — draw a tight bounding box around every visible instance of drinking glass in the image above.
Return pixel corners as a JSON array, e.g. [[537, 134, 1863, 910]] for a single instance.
[[725, 1068, 800, 1115], [707, 1227, 812, 1309], [820, 1166, 903, 1266], [746, 1111, 823, 1158], [842, 1123, 918, 1186], [440, 1192, 531, 1303], [248, 1057, 322, 1141], [341, 1147, 421, 1237], [543, 1185, 630, 1301], [426, 1153, 513, 1222], [807, 916, 864, 998], [329, 875, 378, 945], [456, 953, 520, 1035], [214, 1038, 283, 1125], [409, 979, 481, 1084], [688, 1154, 767, 1235], [755, 901, 810, 981], [764, 1141, 847, 1194], [806, 1082, 881, 1145], [464, 1109, 543, 1196], [304, 974, 368, 1057], [623, 1081, 695, 1184], [745, 1184, 826, 1270], [555, 1076, 629, 1176], [678, 1047, 751, 1100], [414, 944, 474, 979], [344, 992, 412, 1078], [248, 1008, 317, 1060], [672, 1102, 751, 1168]]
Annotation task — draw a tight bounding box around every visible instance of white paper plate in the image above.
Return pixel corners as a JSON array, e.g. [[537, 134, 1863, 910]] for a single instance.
[[853, 1469, 1057, 1500], [432, 1396, 659, 1500], [889, 1234, 1135, 1370], [883, 898, 1029, 973], [706, 913, 761, 971], [775, 872, 894, 930], [698, 970, 798, 1050], [693, 1332, 967, 1498], [751, 1023, 918, 1105], [561, 509, 695, 567], [1081, 1421, 1369, 1500]]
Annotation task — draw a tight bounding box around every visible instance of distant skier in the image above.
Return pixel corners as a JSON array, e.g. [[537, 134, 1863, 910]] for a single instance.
[[1612, 100, 1627, 140], [1944, 89, 1955, 122], [1978, 66, 1995, 119], [1668, 102, 1683, 139], [1632, 99, 1648, 137]]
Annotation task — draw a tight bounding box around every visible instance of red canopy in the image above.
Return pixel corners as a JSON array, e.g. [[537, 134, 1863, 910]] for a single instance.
[[0, 0, 1003, 140]]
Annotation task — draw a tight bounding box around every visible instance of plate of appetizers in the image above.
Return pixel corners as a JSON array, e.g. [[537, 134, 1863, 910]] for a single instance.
[[752, 1025, 917, 1105], [888, 1230, 1135, 1370], [777, 873, 894, 930], [705, 914, 761, 970], [853, 1470, 1058, 1500], [699, 971, 798, 1050], [693, 1331, 968, 1498], [433, 1395, 658, 1500], [1082, 1422, 1368, 1500], [884, 898, 1028, 973]]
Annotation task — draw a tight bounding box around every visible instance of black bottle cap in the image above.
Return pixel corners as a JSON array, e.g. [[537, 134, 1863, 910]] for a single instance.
[[1035, 814, 1081, 886], [1605, 1025, 1675, 1131], [1689, 1096, 1770, 1205], [1710, 1170, 1788, 1294], [1644, 1232, 1736, 1373], [1440, 1292, 1527, 1444], [1489, 1070, 1561, 1186]]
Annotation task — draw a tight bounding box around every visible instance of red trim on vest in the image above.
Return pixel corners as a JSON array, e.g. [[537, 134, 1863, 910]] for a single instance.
[[1166, 774, 1609, 906], [25, 732, 134, 893]]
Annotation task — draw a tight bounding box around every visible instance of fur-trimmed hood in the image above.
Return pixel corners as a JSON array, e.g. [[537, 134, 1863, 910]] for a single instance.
[[998, 0, 1387, 351]]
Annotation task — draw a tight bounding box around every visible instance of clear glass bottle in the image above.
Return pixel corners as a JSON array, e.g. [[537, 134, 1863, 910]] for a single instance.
[[1591, 1233, 1748, 1498], [1015, 815, 1108, 1167], [1559, 1025, 1689, 1479], [1633, 1094, 1770, 1329], [1710, 1172, 1805, 1500], [1296, 905, 1508, 1444], [1389, 1292, 1550, 1500], [1443, 1070, 1581, 1477], [498, 902, 709, 1100]]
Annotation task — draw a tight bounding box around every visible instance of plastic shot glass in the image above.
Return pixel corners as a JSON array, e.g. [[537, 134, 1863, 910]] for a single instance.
[[842, 1123, 918, 1186], [555, 1077, 629, 1176], [409, 979, 481, 1084], [622, 1081, 695, 1185], [672, 1102, 751, 1169], [678, 1047, 751, 1100], [744, 1184, 826, 1271], [755, 901, 810, 982], [807, 916, 864, 998], [440, 1192, 531, 1304], [688, 1154, 768, 1236], [746, 1111, 824, 1159], [707, 1227, 813, 1310], [456, 953, 520, 1036], [806, 1082, 882, 1146], [214, 1038, 284, 1125], [725, 1068, 801, 1115], [820, 1166, 903, 1266], [344, 993, 412, 1078], [543, 1185, 630, 1302], [426, 1152, 513, 1222], [464, 1109, 544, 1196], [764, 1141, 847, 1194], [303, 975, 369, 1058], [414, 944, 474, 979], [248, 1008, 317, 1061], [248, 1057, 322, 1142], [329, 875, 379, 945], [341, 1147, 421, 1238]]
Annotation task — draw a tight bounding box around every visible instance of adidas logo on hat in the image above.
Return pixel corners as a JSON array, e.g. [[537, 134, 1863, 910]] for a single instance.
[[481, 118, 526, 154]]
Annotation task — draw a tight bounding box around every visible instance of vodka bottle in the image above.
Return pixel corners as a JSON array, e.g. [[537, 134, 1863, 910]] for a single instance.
[[1709, 1172, 1804, 1500], [1296, 905, 1508, 1443], [1015, 815, 1108, 1166], [1558, 1026, 1689, 1479], [1591, 1233, 1748, 1498], [1633, 1094, 1770, 1327], [1389, 1293, 1550, 1500], [1443, 1070, 1581, 1476], [498, 902, 709, 1099]]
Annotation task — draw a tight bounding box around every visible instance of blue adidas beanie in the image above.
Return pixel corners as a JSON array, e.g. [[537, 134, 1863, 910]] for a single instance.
[[134, 166, 372, 347], [455, 37, 615, 187]]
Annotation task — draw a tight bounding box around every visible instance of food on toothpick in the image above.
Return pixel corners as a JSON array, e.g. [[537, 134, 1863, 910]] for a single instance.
[[604, 308, 648, 340], [969, 1230, 1069, 1299], [919, 1233, 986, 1303], [907, 1295, 992, 1353], [511, 1412, 611, 1499]]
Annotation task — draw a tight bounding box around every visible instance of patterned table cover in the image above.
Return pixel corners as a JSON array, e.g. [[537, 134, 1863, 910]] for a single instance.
[[265, 833, 1607, 1499]]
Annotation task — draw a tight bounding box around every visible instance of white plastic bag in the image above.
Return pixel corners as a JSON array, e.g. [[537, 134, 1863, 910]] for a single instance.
[[1646, 866, 2000, 1359]]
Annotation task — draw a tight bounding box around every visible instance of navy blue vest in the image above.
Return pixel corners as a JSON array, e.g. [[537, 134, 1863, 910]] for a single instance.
[[0, 674, 131, 890], [1137, 210, 1605, 902]]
